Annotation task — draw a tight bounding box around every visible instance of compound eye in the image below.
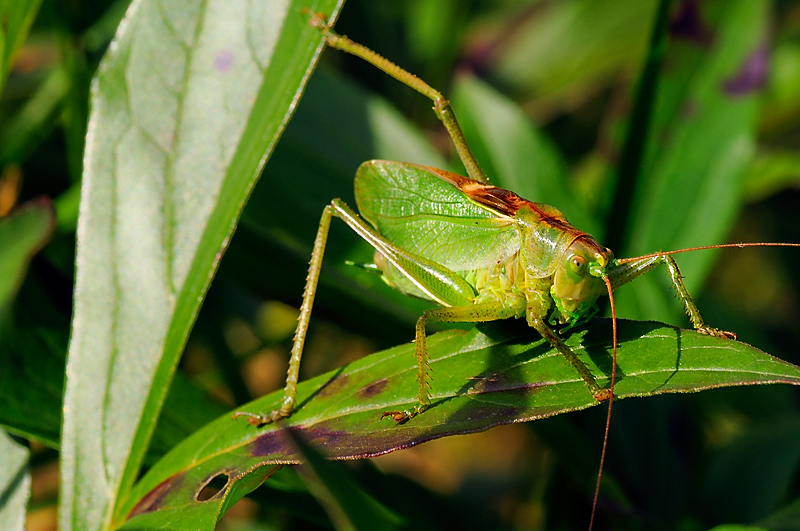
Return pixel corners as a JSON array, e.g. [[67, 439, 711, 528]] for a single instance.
[[569, 255, 586, 275]]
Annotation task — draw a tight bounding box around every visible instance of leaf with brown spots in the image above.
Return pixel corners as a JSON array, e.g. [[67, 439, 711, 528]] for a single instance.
[[116, 319, 800, 529]]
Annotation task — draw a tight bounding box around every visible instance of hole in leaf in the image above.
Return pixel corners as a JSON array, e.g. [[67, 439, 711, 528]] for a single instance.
[[196, 472, 231, 502]]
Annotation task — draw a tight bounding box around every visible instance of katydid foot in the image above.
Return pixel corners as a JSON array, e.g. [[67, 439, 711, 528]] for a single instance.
[[381, 404, 428, 423], [231, 410, 288, 426], [304, 9, 330, 31], [593, 388, 614, 402], [697, 326, 737, 340], [232, 398, 295, 426]]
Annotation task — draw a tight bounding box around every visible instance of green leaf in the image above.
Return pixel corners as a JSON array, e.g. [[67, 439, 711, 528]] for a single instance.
[[617, 0, 769, 322], [0, 200, 59, 446], [0, 199, 54, 318], [0, 0, 44, 94], [0, 68, 70, 168], [628, 0, 767, 268], [119, 319, 800, 526], [0, 298, 65, 448], [491, 0, 657, 109], [116, 465, 278, 531], [59, 1, 346, 530], [0, 430, 30, 531], [742, 149, 800, 203]]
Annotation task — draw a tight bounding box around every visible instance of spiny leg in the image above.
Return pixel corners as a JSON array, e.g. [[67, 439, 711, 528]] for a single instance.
[[608, 253, 736, 339], [527, 317, 609, 400], [306, 11, 489, 185], [232, 203, 336, 426], [383, 301, 522, 422], [232, 198, 393, 425], [660, 254, 736, 339], [233, 197, 480, 425]]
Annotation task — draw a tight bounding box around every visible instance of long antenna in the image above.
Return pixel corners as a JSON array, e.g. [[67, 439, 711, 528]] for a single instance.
[[589, 275, 618, 530], [615, 242, 800, 264]]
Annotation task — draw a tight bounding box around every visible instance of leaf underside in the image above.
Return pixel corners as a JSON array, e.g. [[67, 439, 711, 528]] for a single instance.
[[60, 1, 346, 529], [120, 318, 800, 527]]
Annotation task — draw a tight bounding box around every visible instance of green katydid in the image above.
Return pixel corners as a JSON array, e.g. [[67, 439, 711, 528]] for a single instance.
[[234, 11, 800, 529]]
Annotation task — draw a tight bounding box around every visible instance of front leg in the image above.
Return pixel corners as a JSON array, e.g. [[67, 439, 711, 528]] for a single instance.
[[658, 255, 736, 339], [527, 315, 609, 401], [607, 254, 736, 340]]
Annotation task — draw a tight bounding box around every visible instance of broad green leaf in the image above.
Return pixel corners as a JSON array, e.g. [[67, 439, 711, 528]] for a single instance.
[[0, 430, 30, 531], [119, 319, 800, 526], [617, 0, 768, 322], [116, 465, 278, 531], [628, 0, 767, 268], [491, 0, 657, 111], [0, 0, 44, 94], [59, 1, 346, 530]]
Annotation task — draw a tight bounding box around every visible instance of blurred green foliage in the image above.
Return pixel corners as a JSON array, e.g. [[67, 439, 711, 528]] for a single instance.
[[2, 0, 800, 529]]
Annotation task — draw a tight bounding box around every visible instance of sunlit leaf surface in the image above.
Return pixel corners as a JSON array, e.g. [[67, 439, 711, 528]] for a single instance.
[[120, 320, 800, 527]]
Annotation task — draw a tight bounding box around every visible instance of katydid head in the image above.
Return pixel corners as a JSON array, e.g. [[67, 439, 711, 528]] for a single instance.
[[549, 237, 613, 329]]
